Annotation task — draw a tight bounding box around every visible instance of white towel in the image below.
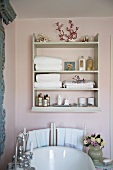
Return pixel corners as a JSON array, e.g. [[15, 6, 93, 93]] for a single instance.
[[66, 84, 94, 89], [57, 128, 65, 146], [65, 128, 77, 148], [36, 74, 60, 82], [75, 129, 84, 151], [26, 131, 37, 151], [35, 128, 50, 148], [65, 128, 83, 151], [35, 64, 62, 71], [63, 81, 95, 89], [34, 81, 62, 88], [34, 56, 62, 65]]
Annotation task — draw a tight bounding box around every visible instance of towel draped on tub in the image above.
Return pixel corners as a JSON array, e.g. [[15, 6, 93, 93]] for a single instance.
[[26, 128, 50, 151], [57, 128, 84, 151]]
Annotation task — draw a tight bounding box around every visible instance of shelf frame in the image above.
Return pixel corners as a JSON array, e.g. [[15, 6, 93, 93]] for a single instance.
[[32, 33, 100, 112]]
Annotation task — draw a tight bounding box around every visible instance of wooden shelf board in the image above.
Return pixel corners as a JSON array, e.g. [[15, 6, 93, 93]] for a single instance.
[[34, 70, 99, 74], [34, 42, 98, 48], [31, 106, 101, 113], [34, 88, 98, 91]]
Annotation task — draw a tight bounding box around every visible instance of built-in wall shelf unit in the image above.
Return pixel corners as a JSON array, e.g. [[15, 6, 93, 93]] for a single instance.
[[32, 33, 100, 113]]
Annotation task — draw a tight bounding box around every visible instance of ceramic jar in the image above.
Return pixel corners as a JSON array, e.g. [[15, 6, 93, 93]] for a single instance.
[[88, 145, 103, 162]]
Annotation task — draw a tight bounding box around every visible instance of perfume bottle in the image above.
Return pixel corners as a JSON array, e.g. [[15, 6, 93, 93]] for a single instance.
[[43, 95, 48, 107], [46, 94, 50, 106], [79, 56, 86, 71], [38, 93, 43, 107], [58, 95, 62, 105], [86, 56, 94, 70], [35, 95, 39, 106]]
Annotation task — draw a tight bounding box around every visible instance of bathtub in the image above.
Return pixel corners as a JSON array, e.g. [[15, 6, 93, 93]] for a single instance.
[[16, 146, 95, 170]]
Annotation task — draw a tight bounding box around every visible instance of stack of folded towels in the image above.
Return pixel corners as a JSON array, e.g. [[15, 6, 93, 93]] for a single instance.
[[34, 73, 62, 88], [34, 55, 63, 71]]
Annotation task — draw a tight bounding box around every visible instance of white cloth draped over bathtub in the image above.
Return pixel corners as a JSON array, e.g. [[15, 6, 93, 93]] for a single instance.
[[57, 128, 65, 146], [57, 128, 84, 151], [26, 128, 50, 151], [26, 131, 37, 150], [35, 129, 50, 148]]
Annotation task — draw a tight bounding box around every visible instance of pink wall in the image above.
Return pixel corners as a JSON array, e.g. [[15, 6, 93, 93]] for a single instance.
[[1, 18, 113, 169], [15, 17, 113, 154]]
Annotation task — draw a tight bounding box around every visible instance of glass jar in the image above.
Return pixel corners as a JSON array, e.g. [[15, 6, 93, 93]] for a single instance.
[[79, 56, 86, 71], [86, 56, 94, 70]]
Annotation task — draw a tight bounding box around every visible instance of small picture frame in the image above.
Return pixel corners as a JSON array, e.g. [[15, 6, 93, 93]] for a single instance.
[[64, 62, 75, 71]]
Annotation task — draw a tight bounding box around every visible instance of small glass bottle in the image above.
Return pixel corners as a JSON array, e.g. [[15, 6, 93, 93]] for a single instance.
[[43, 95, 48, 107], [35, 94, 39, 106], [86, 56, 94, 70], [79, 56, 86, 71], [58, 95, 62, 105], [46, 94, 50, 106], [38, 93, 43, 107]]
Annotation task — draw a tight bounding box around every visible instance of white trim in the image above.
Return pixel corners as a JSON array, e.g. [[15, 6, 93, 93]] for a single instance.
[[53, 123, 56, 146], [50, 123, 54, 146], [110, 36, 113, 159]]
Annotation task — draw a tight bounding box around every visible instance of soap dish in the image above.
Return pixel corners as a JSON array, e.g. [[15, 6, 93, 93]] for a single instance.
[[103, 159, 113, 165]]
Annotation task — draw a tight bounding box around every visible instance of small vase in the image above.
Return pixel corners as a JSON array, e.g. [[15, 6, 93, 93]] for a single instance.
[[88, 145, 103, 162]]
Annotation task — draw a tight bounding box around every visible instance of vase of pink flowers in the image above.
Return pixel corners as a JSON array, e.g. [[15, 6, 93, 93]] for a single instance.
[[83, 134, 105, 162]]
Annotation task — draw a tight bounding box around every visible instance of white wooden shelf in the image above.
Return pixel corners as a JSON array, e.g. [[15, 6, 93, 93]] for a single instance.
[[32, 33, 100, 113], [34, 70, 99, 74], [31, 106, 101, 113], [34, 41, 98, 48], [34, 88, 99, 91]]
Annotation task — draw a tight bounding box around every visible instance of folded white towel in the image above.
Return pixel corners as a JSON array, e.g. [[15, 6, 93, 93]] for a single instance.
[[65, 128, 77, 148], [64, 81, 94, 85], [26, 131, 37, 151], [57, 128, 65, 146], [63, 81, 95, 89], [36, 74, 60, 82], [75, 129, 84, 151], [34, 56, 62, 65], [35, 64, 62, 71], [65, 128, 83, 151], [35, 128, 50, 148], [34, 81, 62, 88], [66, 84, 94, 89]]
